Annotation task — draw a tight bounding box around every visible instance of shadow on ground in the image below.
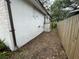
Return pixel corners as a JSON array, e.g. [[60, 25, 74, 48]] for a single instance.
[[10, 31, 67, 59]]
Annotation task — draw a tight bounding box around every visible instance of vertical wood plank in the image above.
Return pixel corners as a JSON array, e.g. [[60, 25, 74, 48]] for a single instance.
[[57, 14, 79, 59], [68, 15, 78, 59], [74, 15, 79, 59]]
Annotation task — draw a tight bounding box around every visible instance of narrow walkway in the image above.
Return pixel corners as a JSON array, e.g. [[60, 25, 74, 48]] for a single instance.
[[10, 31, 67, 59]]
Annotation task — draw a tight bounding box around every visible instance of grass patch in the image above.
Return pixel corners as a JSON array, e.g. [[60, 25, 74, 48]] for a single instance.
[[0, 40, 12, 59], [0, 51, 11, 59]]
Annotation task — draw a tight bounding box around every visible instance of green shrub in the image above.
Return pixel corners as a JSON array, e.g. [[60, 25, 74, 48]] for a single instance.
[[0, 40, 7, 51], [0, 40, 11, 59], [51, 21, 57, 29], [0, 52, 9, 59]]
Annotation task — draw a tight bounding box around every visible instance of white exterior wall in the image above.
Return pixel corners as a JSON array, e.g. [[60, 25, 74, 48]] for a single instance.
[[0, 0, 51, 51], [44, 16, 51, 32], [10, 0, 44, 48], [0, 0, 15, 51]]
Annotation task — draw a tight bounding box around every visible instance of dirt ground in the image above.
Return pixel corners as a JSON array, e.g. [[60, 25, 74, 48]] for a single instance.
[[10, 31, 67, 59]]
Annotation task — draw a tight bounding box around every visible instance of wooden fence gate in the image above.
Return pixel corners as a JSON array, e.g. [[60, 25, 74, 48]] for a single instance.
[[57, 14, 79, 59]]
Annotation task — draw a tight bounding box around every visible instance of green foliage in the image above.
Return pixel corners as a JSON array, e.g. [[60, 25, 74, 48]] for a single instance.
[[50, 0, 72, 21], [51, 21, 57, 29], [0, 40, 7, 51], [0, 40, 11, 59], [0, 51, 10, 59]]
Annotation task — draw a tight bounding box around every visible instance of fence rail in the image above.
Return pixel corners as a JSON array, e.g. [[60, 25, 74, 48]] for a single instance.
[[57, 14, 79, 59]]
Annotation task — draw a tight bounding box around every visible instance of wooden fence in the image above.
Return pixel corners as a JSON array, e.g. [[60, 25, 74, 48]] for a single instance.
[[57, 14, 79, 59]]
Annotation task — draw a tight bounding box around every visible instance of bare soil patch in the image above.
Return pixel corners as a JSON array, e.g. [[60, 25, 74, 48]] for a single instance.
[[10, 31, 67, 59]]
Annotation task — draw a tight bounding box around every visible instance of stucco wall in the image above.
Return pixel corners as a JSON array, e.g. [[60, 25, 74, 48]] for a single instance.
[[44, 16, 51, 32], [0, 0, 51, 51], [10, 0, 45, 48], [0, 0, 15, 51]]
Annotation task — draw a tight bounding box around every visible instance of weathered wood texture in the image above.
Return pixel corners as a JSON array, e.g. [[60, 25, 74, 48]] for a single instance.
[[57, 14, 79, 59]]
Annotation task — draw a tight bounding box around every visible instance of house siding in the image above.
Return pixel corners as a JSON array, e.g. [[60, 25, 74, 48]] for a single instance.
[[0, 0, 51, 51], [10, 0, 45, 48], [0, 0, 15, 51], [44, 16, 51, 32]]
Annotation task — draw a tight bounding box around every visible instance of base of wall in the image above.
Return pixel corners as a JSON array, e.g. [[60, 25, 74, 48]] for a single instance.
[[44, 23, 51, 32]]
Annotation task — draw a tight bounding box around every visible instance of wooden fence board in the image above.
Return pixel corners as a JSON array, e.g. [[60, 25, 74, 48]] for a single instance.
[[57, 14, 79, 59], [66, 19, 72, 56], [74, 15, 79, 59], [68, 16, 78, 59]]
